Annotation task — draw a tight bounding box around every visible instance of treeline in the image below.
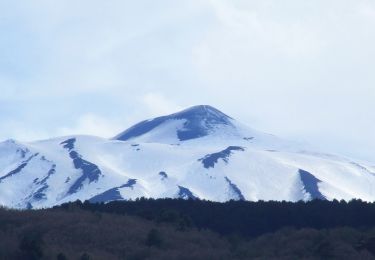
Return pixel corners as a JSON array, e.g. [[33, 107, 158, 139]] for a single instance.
[[66, 198, 375, 238], [0, 206, 229, 260], [2, 199, 375, 259]]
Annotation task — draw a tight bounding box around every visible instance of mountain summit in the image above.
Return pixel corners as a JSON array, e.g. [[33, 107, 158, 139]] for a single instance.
[[1, 105, 375, 209], [114, 105, 236, 142]]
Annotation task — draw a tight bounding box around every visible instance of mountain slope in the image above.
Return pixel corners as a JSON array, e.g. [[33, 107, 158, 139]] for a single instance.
[[0, 105, 374, 209]]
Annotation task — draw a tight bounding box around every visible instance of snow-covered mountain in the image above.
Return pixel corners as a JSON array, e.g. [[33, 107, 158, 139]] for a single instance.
[[1, 105, 375, 209]]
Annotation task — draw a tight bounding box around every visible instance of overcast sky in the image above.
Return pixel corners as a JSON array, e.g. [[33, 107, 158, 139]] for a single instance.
[[0, 0, 374, 161]]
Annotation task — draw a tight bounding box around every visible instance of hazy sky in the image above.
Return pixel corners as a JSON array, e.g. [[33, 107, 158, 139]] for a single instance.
[[1, 1, 375, 161]]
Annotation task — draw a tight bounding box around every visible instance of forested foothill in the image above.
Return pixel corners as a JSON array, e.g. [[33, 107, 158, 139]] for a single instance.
[[2, 199, 375, 259]]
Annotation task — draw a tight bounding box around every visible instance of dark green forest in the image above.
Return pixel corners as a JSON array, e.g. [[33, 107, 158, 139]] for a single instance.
[[2, 199, 375, 259]]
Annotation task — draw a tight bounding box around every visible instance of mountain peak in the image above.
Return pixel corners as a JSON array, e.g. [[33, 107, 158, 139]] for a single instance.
[[179, 105, 226, 114], [114, 105, 236, 142], [175, 105, 233, 121]]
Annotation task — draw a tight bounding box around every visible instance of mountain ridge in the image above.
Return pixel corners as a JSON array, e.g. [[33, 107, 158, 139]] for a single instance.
[[0, 105, 375, 209]]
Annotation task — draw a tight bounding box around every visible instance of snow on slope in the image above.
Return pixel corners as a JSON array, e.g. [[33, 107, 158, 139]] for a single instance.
[[0, 105, 375, 209]]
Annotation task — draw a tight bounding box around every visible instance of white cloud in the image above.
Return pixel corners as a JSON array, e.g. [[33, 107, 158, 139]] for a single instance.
[[0, 1, 375, 161], [0, 78, 18, 101], [140, 92, 182, 117], [57, 114, 125, 138], [0, 120, 51, 142], [358, 2, 375, 20]]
